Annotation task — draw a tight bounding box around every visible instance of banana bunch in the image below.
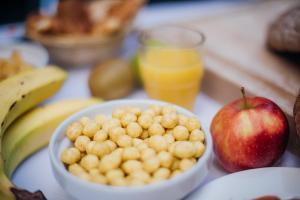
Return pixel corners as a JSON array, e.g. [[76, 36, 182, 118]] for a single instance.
[[0, 66, 101, 199]]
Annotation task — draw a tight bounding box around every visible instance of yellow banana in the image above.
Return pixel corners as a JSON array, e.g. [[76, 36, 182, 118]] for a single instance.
[[2, 98, 101, 177], [0, 66, 67, 134], [0, 66, 67, 199]]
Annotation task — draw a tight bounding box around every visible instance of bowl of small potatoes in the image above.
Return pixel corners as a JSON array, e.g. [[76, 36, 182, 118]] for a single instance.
[[49, 99, 212, 200]]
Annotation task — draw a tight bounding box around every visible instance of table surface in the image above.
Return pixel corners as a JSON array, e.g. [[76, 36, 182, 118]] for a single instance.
[[8, 1, 300, 199]]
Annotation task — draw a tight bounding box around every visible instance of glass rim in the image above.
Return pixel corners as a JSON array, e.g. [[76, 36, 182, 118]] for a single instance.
[[139, 25, 205, 49]]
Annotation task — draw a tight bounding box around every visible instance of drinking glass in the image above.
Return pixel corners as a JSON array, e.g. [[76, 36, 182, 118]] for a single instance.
[[139, 25, 205, 110]]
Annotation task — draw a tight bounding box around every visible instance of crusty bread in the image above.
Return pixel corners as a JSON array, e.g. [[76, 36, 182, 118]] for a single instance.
[[267, 6, 300, 52], [26, 0, 145, 37], [294, 91, 300, 140]]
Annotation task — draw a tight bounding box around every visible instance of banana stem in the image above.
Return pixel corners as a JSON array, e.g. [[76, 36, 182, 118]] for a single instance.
[[0, 152, 14, 200]]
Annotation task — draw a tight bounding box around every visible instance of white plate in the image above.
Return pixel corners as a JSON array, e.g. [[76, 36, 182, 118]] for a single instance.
[[0, 42, 49, 67], [187, 167, 300, 200]]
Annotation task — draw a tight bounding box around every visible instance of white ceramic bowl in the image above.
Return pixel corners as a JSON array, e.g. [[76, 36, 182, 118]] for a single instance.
[[49, 99, 212, 200]]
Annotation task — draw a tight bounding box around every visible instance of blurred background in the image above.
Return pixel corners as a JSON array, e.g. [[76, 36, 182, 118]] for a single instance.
[[0, 0, 248, 45], [0, 0, 243, 25]]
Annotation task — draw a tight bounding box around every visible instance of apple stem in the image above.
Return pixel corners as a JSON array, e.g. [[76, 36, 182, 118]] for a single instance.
[[241, 87, 249, 109]]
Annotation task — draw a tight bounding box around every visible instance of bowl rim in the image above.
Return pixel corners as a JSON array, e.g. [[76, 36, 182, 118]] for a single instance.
[[49, 99, 212, 194]]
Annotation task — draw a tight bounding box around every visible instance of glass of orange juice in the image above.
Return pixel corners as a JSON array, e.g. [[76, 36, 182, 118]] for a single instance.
[[139, 26, 205, 110]]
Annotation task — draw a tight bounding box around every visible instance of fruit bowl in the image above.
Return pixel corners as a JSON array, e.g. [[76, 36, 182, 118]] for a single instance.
[[49, 99, 212, 200]]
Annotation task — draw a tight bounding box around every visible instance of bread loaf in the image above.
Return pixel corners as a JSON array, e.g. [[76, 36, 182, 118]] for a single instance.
[[267, 6, 300, 53], [294, 91, 300, 140]]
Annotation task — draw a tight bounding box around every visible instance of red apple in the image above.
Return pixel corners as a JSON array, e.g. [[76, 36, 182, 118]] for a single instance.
[[210, 87, 289, 172]]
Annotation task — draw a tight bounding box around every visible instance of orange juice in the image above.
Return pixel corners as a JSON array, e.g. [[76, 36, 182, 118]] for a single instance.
[[140, 47, 204, 110]]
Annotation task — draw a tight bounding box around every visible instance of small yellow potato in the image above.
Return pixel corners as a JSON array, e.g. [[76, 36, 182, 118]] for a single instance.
[[111, 148, 124, 157], [132, 138, 143, 147], [189, 129, 205, 142], [121, 112, 137, 127], [122, 160, 143, 174], [170, 169, 182, 178], [90, 142, 111, 158], [153, 168, 170, 180], [109, 127, 126, 142], [61, 147, 81, 165], [110, 178, 128, 186], [142, 109, 156, 117], [80, 154, 99, 171], [66, 122, 83, 141], [89, 168, 100, 175], [111, 118, 122, 126], [179, 158, 196, 171], [90, 173, 107, 184], [162, 105, 176, 115], [79, 117, 91, 126], [74, 135, 91, 152], [106, 169, 124, 182], [173, 125, 189, 141], [140, 148, 156, 161], [129, 179, 146, 186], [149, 105, 161, 115], [116, 135, 132, 147], [129, 170, 150, 183], [104, 140, 117, 151], [136, 142, 148, 152], [174, 141, 195, 159], [153, 115, 162, 123], [94, 114, 107, 127], [178, 114, 188, 126], [112, 108, 126, 119], [127, 106, 141, 116], [148, 123, 165, 136], [138, 114, 153, 129], [161, 113, 178, 129], [158, 151, 173, 168], [102, 118, 121, 132], [99, 154, 121, 173], [68, 163, 86, 176], [122, 147, 140, 161], [63, 105, 206, 187], [185, 117, 201, 132], [126, 122, 143, 138], [193, 142, 205, 158], [86, 141, 96, 154], [93, 130, 108, 142], [80, 152, 85, 159], [167, 141, 179, 154], [140, 130, 149, 139], [171, 158, 180, 170], [148, 135, 168, 152], [82, 121, 99, 138], [143, 157, 160, 173], [164, 133, 175, 144], [144, 138, 150, 145]]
